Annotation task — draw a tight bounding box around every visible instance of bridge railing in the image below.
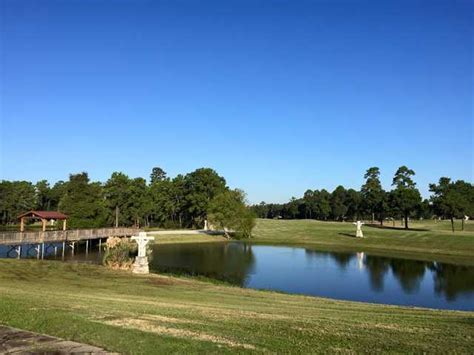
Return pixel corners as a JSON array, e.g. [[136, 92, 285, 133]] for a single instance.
[[0, 227, 140, 245]]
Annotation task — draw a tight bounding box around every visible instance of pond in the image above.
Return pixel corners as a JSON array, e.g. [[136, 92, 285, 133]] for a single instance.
[[149, 242, 474, 311], [1, 241, 473, 311]]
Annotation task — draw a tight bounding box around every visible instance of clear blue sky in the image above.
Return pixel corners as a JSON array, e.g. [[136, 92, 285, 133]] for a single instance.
[[1, 0, 472, 203]]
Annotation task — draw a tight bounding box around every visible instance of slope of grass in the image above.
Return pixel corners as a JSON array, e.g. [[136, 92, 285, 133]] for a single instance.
[[0, 260, 472, 353], [249, 219, 474, 264]]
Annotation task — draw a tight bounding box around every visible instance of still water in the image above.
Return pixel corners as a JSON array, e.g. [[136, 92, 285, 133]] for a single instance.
[[150, 242, 474, 311], [1, 241, 473, 310]]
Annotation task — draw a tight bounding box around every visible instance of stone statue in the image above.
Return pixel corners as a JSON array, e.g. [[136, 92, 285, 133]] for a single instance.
[[131, 232, 154, 274], [353, 220, 364, 238], [204, 220, 208, 231]]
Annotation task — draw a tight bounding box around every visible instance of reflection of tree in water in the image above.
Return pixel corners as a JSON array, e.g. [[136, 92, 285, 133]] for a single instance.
[[304, 249, 354, 269], [330, 253, 354, 269], [390, 259, 427, 293], [364, 255, 391, 292], [151, 242, 255, 287], [429, 262, 474, 301]]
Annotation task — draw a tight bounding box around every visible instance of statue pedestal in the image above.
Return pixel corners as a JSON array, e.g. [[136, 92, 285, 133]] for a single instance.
[[132, 256, 150, 274]]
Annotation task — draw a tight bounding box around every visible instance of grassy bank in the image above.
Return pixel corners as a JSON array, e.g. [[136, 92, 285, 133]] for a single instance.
[[151, 219, 474, 265], [0, 260, 472, 353], [249, 219, 474, 265]]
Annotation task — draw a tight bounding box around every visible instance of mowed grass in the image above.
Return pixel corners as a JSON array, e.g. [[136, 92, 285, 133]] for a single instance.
[[0, 260, 473, 353], [248, 219, 474, 265]]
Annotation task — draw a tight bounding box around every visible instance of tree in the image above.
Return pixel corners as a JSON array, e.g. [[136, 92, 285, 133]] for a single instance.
[[0, 180, 36, 224], [58, 173, 108, 228], [104, 172, 132, 227], [429, 178, 474, 232], [361, 167, 386, 225], [35, 180, 52, 210], [286, 197, 300, 219], [330, 186, 348, 221], [252, 201, 269, 219], [49, 181, 67, 211], [128, 177, 151, 227], [315, 189, 331, 220], [302, 190, 317, 219], [184, 168, 227, 227], [207, 189, 256, 238], [390, 166, 421, 229], [150, 176, 186, 228], [150, 167, 167, 184], [345, 189, 362, 221]]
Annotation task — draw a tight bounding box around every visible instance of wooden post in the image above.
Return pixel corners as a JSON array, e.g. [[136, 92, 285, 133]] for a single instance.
[[42, 219, 46, 232], [20, 217, 25, 232], [63, 219, 67, 231], [86, 240, 89, 257], [99, 238, 102, 252], [62, 241, 65, 260]]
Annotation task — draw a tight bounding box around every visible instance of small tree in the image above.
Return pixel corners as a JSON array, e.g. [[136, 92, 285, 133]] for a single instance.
[[429, 178, 473, 232], [390, 166, 421, 229], [208, 189, 256, 238]]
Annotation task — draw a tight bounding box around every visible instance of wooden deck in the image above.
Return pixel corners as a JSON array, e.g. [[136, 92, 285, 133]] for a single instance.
[[0, 227, 139, 246]]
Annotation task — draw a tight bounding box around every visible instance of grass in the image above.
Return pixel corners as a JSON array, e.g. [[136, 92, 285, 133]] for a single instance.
[[248, 219, 474, 265], [153, 233, 227, 245], [151, 219, 474, 265], [1, 219, 473, 353], [0, 259, 473, 353]]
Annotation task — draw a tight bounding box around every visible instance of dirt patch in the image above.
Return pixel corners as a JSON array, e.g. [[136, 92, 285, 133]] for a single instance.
[[101, 318, 256, 350], [141, 314, 202, 325], [148, 277, 176, 286]]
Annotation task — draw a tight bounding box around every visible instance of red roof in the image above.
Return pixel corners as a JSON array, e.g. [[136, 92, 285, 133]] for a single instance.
[[18, 211, 68, 220]]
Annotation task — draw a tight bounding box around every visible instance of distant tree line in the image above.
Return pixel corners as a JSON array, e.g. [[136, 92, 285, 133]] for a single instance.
[[251, 166, 474, 231], [0, 167, 255, 237]]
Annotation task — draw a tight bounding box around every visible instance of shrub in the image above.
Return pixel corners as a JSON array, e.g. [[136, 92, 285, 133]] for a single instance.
[[102, 237, 137, 270]]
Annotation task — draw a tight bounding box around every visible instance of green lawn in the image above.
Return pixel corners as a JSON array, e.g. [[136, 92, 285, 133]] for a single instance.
[[1, 219, 473, 353], [0, 260, 473, 353], [152, 218, 474, 264], [248, 219, 474, 265]]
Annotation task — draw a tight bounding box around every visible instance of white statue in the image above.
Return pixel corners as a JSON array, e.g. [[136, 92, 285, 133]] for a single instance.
[[204, 220, 208, 231], [353, 220, 364, 238], [132, 232, 154, 257], [131, 232, 154, 273]]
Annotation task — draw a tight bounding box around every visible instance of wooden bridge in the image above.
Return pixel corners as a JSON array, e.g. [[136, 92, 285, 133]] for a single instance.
[[0, 227, 140, 259]]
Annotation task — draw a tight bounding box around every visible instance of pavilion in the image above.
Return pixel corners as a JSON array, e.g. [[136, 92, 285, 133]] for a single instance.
[[18, 211, 68, 232]]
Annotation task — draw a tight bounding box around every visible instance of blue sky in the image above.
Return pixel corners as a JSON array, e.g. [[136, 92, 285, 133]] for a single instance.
[[1, 0, 472, 203]]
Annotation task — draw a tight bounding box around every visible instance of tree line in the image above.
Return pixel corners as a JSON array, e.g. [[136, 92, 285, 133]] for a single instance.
[[251, 166, 474, 232], [0, 167, 255, 237]]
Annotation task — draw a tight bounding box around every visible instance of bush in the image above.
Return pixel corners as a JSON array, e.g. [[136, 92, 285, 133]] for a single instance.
[[102, 237, 137, 270]]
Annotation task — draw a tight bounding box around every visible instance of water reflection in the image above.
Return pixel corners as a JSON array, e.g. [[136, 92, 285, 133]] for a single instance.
[[2, 241, 473, 310], [150, 242, 255, 286], [364, 255, 390, 291], [430, 263, 474, 301], [151, 242, 474, 310]]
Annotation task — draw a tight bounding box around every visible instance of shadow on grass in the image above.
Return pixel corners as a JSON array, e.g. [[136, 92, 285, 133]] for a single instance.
[[365, 224, 430, 232], [338, 233, 356, 238]]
